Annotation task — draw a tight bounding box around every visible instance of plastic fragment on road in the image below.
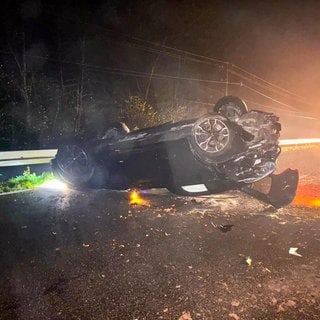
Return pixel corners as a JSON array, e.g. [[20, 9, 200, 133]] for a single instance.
[[231, 300, 240, 307], [246, 256, 253, 266], [229, 313, 240, 320], [289, 247, 302, 257], [178, 311, 192, 320], [218, 224, 234, 233]]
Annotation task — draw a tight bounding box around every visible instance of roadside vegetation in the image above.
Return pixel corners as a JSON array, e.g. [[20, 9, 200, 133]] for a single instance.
[[0, 2, 216, 151], [0, 167, 54, 193], [119, 95, 189, 129]]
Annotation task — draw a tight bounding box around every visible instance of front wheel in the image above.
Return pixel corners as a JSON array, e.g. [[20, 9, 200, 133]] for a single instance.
[[52, 144, 95, 188]]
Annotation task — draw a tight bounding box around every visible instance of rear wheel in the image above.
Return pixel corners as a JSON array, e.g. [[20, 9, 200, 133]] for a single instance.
[[189, 114, 236, 164], [214, 96, 248, 122]]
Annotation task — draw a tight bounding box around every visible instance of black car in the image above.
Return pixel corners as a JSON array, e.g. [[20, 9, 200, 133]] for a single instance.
[[51, 96, 298, 208]]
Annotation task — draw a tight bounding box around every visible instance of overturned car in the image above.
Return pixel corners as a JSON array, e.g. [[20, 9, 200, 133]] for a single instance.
[[52, 96, 298, 208]]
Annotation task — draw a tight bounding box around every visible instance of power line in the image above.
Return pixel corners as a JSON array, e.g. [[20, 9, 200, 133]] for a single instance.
[[231, 64, 309, 102], [88, 67, 241, 85], [114, 41, 310, 108], [88, 70, 313, 117], [42, 6, 305, 103], [228, 68, 312, 107], [82, 19, 310, 104], [0, 39, 312, 115], [42, 7, 227, 66], [0, 48, 239, 85], [0, 48, 308, 113], [241, 83, 300, 111]]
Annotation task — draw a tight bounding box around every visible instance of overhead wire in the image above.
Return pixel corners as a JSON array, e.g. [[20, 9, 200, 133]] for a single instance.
[[41, 6, 307, 104], [0, 8, 315, 117], [0, 48, 240, 88], [228, 68, 311, 107], [243, 98, 318, 119], [78, 18, 311, 106], [240, 83, 301, 111], [231, 63, 309, 102], [0, 48, 312, 115]]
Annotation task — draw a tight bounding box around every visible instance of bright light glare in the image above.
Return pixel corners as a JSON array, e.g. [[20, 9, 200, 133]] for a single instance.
[[129, 190, 150, 206], [293, 184, 320, 208], [39, 179, 68, 191]]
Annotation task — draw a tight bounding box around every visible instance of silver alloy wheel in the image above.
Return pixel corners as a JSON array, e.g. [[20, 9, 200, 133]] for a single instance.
[[193, 116, 230, 153]]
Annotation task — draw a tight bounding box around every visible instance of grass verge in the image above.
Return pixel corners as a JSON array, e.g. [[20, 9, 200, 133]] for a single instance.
[[0, 167, 54, 193]]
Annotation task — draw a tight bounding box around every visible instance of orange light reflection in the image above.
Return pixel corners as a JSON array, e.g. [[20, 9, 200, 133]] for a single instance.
[[293, 184, 320, 208], [129, 190, 150, 206]]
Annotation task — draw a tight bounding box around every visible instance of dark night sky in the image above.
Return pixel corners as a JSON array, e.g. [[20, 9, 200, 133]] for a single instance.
[[2, 0, 320, 112]]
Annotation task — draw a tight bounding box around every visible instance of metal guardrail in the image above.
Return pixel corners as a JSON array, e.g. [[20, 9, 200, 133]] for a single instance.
[[0, 138, 320, 167], [0, 149, 57, 167], [279, 138, 320, 146]]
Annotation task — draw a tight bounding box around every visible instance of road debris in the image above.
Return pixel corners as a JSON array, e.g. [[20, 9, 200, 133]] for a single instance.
[[187, 208, 208, 216], [229, 312, 240, 320], [277, 299, 297, 312], [231, 300, 240, 307], [178, 311, 192, 320], [289, 247, 302, 257], [246, 256, 253, 266], [218, 224, 234, 233]]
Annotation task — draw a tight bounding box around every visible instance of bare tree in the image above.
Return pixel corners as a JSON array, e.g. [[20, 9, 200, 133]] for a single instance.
[[9, 25, 32, 127], [74, 37, 86, 134]]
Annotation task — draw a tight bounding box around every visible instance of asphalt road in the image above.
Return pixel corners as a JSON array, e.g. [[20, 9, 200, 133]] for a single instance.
[[0, 145, 319, 320], [0, 183, 320, 320]]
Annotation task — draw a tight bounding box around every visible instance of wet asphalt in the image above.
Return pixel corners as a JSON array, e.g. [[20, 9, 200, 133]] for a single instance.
[[0, 186, 320, 320]]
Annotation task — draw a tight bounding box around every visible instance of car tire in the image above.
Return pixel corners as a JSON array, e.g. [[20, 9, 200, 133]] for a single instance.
[[189, 113, 238, 164], [214, 96, 248, 122], [101, 122, 130, 140], [52, 143, 96, 189]]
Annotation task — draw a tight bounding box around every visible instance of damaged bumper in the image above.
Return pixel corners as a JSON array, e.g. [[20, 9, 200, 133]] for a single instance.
[[241, 168, 299, 208]]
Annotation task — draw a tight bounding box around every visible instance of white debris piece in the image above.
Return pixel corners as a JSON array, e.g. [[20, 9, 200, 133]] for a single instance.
[[289, 247, 302, 257]]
